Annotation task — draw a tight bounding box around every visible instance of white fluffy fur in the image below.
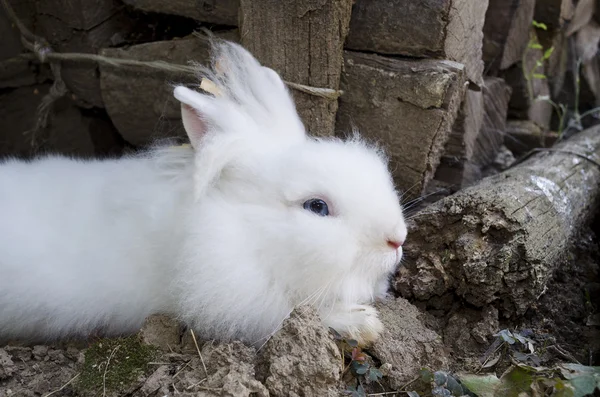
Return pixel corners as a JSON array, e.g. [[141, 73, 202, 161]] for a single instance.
[[0, 39, 407, 347]]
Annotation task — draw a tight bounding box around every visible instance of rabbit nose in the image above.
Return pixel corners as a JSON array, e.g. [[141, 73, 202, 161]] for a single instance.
[[387, 239, 403, 250]]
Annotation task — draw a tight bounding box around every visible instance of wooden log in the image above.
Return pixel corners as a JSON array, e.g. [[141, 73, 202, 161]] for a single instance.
[[472, 77, 513, 167], [396, 124, 600, 317], [34, 0, 135, 108], [336, 51, 467, 198], [534, 0, 575, 31], [431, 88, 485, 190], [0, 0, 38, 88], [121, 0, 239, 26], [99, 32, 238, 146], [345, 0, 488, 86], [483, 0, 536, 73], [239, 0, 352, 137], [0, 85, 96, 157], [430, 78, 512, 192]]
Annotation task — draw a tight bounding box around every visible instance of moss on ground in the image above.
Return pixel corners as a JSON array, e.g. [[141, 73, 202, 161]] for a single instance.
[[75, 335, 158, 395]]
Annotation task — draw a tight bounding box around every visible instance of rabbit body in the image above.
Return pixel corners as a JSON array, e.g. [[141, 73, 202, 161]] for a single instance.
[[0, 153, 191, 341], [0, 39, 407, 346]]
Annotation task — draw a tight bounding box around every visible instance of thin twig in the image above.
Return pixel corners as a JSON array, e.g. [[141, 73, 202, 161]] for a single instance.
[[186, 377, 208, 390], [172, 359, 192, 378], [43, 373, 81, 397], [548, 345, 581, 364], [103, 345, 121, 397], [189, 329, 209, 378], [399, 376, 420, 391]]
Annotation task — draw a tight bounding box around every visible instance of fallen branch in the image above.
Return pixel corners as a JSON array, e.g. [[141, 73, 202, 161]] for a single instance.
[[397, 125, 600, 316]]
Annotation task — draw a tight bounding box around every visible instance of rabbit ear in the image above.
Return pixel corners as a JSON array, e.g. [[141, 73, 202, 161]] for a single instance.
[[180, 104, 207, 149], [175, 40, 307, 145], [174, 86, 220, 149]]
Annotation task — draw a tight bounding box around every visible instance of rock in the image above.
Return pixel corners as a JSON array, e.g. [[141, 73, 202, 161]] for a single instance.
[[259, 306, 341, 397], [337, 51, 467, 198], [139, 314, 183, 351], [0, 345, 80, 396], [371, 298, 449, 389], [0, 348, 15, 380]]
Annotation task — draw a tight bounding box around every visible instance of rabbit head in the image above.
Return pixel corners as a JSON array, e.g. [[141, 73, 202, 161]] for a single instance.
[[172, 39, 407, 344]]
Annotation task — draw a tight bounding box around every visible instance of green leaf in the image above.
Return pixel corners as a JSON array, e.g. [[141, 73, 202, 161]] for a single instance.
[[529, 43, 544, 49], [533, 74, 547, 79], [420, 368, 434, 383], [352, 362, 369, 375], [496, 366, 535, 397], [559, 364, 600, 379], [554, 379, 576, 397], [356, 385, 366, 397], [369, 367, 383, 380], [569, 375, 597, 397], [434, 371, 448, 386], [543, 47, 555, 60], [329, 327, 343, 340], [495, 330, 516, 344], [532, 20, 548, 30], [446, 375, 464, 396], [458, 373, 501, 397]]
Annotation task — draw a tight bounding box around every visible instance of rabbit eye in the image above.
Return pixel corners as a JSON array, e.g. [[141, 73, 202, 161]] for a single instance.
[[303, 198, 329, 216]]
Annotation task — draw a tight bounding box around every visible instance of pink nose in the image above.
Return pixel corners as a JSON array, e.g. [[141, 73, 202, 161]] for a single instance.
[[387, 239, 403, 250]]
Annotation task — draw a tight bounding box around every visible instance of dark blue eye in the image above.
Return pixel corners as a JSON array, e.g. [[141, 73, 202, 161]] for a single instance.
[[303, 198, 329, 216]]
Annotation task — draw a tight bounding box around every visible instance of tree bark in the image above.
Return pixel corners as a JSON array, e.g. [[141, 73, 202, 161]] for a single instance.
[[483, 0, 536, 73], [239, 0, 353, 137], [346, 0, 488, 86], [396, 125, 600, 317], [336, 51, 467, 198]]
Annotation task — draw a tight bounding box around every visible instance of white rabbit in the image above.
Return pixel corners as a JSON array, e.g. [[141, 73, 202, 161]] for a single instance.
[[0, 39, 407, 347]]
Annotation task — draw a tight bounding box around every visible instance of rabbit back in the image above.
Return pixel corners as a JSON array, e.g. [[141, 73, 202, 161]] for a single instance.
[[0, 154, 191, 342]]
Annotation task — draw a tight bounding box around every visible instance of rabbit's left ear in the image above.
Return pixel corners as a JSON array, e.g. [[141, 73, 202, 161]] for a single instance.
[[175, 86, 213, 149]]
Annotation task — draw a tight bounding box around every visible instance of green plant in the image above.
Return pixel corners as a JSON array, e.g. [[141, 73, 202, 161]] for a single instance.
[[480, 329, 540, 369], [526, 21, 600, 137], [331, 329, 385, 397], [524, 21, 554, 105], [459, 362, 600, 397], [76, 335, 158, 395]]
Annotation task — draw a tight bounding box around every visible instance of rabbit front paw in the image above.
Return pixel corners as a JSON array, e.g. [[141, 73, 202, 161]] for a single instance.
[[323, 304, 384, 346]]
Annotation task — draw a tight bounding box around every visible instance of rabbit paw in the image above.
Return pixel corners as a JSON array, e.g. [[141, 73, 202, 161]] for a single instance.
[[324, 304, 384, 346]]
